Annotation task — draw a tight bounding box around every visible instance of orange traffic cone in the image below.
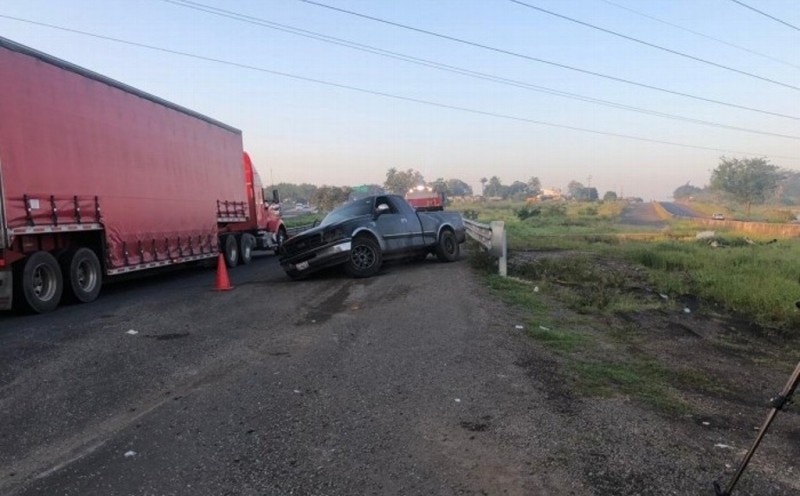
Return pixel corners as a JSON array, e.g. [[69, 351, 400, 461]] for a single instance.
[[214, 253, 233, 291]]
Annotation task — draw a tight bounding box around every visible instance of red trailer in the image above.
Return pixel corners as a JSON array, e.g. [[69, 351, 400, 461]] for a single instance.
[[405, 185, 445, 212], [0, 37, 285, 313]]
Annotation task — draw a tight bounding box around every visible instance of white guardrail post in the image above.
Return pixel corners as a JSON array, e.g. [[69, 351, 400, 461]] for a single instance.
[[463, 219, 507, 277]]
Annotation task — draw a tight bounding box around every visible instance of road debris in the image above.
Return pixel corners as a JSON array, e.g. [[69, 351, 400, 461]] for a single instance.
[[124, 450, 136, 458], [125, 329, 138, 335]]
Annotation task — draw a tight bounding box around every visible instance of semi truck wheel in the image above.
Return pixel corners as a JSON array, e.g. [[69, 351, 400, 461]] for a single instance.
[[239, 233, 255, 265], [222, 235, 238, 268], [435, 230, 459, 262], [60, 248, 102, 303], [345, 236, 382, 278], [15, 251, 63, 313]]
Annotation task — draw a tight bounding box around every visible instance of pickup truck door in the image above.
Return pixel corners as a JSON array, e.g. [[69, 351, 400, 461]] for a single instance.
[[374, 196, 424, 253]]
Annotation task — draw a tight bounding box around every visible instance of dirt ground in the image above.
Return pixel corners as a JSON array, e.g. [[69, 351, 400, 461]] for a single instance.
[[503, 247, 799, 496]]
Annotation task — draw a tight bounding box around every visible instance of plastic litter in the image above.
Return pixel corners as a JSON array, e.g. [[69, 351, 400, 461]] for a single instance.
[[659, 293, 669, 300], [702, 421, 711, 426], [293, 389, 301, 394], [126, 330, 138, 335], [683, 307, 691, 314], [124, 450, 136, 458], [533, 286, 540, 293], [539, 326, 551, 331], [454, 398, 461, 403], [714, 444, 733, 449], [515, 325, 524, 330]]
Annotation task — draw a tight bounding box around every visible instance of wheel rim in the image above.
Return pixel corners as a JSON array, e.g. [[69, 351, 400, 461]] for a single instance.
[[76, 259, 97, 292], [445, 236, 456, 254], [32, 263, 58, 301], [351, 244, 376, 269]]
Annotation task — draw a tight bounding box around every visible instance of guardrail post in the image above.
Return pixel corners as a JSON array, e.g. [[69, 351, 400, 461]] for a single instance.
[[489, 221, 507, 277]]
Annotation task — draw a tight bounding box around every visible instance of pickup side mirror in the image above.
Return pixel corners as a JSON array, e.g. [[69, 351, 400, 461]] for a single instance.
[[375, 203, 390, 216], [272, 189, 280, 204]]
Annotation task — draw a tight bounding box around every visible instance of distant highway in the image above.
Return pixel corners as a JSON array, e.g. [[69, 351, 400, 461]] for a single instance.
[[659, 202, 702, 218]]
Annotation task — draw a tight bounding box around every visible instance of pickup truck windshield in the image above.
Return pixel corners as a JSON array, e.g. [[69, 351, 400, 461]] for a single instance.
[[320, 198, 373, 226]]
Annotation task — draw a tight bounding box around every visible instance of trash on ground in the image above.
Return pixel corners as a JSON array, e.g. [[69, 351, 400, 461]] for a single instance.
[[683, 307, 691, 314], [515, 325, 524, 330], [659, 293, 669, 300], [124, 450, 136, 458], [293, 389, 301, 394], [696, 231, 716, 240], [714, 444, 733, 449], [533, 286, 539, 293], [126, 329, 138, 335], [454, 398, 461, 403], [539, 326, 551, 331], [702, 421, 711, 426]]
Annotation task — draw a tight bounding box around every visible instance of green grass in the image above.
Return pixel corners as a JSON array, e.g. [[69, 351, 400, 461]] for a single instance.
[[464, 198, 800, 414]]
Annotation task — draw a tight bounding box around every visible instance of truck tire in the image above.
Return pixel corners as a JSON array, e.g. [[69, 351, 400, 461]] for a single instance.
[[435, 230, 460, 262], [239, 233, 255, 265], [345, 236, 382, 278], [14, 251, 63, 313], [60, 248, 102, 303], [222, 235, 238, 268]]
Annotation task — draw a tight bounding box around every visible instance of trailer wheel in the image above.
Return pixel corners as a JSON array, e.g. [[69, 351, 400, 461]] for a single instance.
[[60, 248, 102, 303], [14, 251, 63, 313], [222, 235, 239, 268], [239, 233, 255, 265], [345, 236, 382, 278], [435, 230, 460, 262]]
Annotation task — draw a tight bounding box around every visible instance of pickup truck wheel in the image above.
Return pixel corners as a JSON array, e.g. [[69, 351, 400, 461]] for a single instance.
[[345, 237, 382, 278], [239, 233, 255, 265], [435, 230, 460, 262], [14, 251, 63, 313], [222, 235, 238, 268], [61, 248, 102, 303]]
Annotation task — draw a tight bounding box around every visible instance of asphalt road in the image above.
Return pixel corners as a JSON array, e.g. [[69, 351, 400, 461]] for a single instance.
[[0, 252, 586, 495], [658, 202, 701, 218]]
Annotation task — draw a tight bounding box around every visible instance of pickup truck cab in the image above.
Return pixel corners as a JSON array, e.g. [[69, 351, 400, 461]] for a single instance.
[[279, 194, 465, 279]]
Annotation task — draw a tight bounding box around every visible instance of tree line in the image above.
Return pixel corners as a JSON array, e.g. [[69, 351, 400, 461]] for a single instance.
[[673, 157, 792, 214]]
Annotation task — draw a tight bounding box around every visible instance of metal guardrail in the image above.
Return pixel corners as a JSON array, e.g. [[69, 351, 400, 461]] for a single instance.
[[286, 220, 320, 237], [463, 219, 507, 276]]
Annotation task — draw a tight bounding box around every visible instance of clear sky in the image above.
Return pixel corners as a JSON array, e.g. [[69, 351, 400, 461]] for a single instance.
[[1, 0, 798, 200]]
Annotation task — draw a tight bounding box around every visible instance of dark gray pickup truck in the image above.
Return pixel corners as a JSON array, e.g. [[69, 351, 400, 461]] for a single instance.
[[279, 194, 466, 279]]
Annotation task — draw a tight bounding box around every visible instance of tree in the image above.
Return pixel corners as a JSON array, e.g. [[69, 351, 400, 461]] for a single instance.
[[446, 178, 473, 196], [384, 168, 424, 195], [567, 180, 585, 199], [603, 191, 618, 202], [574, 187, 598, 202], [431, 177, 449, 195], [710, 157, 783, 214], [673, 182, 704, 200], [309, 186, 352, 212], [527, 176, 542, 196], [480, 177, 488, 195], [507, 180, 530, 200], [484, 176, 504, 197]]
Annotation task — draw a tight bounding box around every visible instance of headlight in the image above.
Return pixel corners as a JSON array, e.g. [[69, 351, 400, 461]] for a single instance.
[[323, 229, 344, 243]]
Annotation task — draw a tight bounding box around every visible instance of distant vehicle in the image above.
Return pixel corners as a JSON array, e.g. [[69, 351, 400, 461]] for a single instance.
[[712, 213, 725, 220], [279, 194, 465, 280], [0, 37, 285, 313], [405, 185, 445, 212]]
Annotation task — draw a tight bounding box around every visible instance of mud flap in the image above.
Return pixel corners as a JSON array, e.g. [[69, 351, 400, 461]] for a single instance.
[[0, 268, 12, 310]]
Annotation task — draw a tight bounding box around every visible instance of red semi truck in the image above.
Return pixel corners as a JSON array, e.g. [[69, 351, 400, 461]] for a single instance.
[[0, 37, 286, 313], [405, 185, 445, 212]]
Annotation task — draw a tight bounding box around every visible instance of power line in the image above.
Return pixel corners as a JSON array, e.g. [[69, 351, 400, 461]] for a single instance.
[[729, 0, 800, 32], [162, 0, 800, 139], [295, 0, 800, 120], [598, 0, 800, 70], [0, 15, 797, 161], [508, 0, 799, 91]]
